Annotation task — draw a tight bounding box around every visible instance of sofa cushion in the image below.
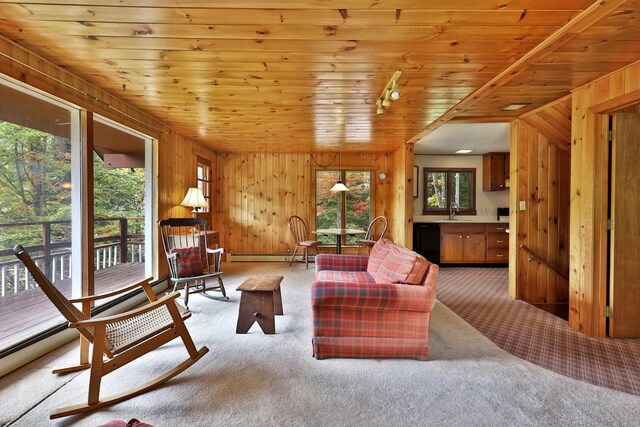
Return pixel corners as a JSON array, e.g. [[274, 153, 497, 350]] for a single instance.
[[396, 247, 429, 285], [372, 248, 418, 284], [366, 238, 394, 276], [170, 247, 203, 277], [316, 270, 375, 284]]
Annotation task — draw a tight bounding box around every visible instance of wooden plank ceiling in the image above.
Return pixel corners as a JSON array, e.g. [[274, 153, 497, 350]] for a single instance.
[[0, 0, 639, 153]]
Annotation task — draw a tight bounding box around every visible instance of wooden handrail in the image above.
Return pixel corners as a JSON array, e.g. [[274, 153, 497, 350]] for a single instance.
[[519, 244, 569, 282]]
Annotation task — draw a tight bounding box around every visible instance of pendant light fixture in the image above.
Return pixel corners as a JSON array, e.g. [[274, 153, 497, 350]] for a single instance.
[[330, 143, 349, 192]]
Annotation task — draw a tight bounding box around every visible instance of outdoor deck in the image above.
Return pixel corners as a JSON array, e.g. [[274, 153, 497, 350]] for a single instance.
[[0, 262, 145, 350]]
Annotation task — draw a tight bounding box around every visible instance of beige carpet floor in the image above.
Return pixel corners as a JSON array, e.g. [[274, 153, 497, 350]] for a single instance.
[[1, 262, 639, 426]]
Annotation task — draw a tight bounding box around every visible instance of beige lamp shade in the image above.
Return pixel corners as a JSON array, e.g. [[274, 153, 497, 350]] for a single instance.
[[330, 180, 349, 192], [180, 187, 208, 214]]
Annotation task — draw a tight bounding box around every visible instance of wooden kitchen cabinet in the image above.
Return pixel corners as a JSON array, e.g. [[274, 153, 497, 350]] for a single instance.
[[486, 224, 508, 262], [440, 223, 487, 263], [439, 223, 508, 264], [483, 152, 510, 191]]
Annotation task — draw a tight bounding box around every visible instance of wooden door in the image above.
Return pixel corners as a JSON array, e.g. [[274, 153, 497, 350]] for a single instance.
[[609, 112, 640, 337], [464, 234, 486, 262], [441, 233, 464, 262]]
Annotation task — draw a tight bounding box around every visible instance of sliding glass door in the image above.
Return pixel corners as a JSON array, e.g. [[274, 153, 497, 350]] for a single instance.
[[0, 78, 80, 349], [0, 78, 155, 352]]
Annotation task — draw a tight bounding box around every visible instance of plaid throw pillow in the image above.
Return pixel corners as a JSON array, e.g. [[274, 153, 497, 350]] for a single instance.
[[170, 247, 203, 277]]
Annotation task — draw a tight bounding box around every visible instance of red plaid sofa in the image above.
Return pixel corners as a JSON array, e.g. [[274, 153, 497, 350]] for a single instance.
[[312, 238, 438, 360]]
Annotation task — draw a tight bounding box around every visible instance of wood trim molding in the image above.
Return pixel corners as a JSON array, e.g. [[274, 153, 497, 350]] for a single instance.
[[589, 89, 640, 114], [520, 94, 573, 120]]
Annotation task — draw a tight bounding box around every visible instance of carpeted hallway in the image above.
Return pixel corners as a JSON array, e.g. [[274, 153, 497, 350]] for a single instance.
[[1, 262, 639, 426], [437, 267, 640, 396]]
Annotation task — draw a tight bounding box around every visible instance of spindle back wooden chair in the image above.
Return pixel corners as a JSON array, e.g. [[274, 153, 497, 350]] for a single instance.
[[355, 216, 388, 254], [288, 215, 320, 269], [159, 218, 227, 308]]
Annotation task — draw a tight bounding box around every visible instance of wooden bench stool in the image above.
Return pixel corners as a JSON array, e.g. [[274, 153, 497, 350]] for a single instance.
[[236, 275, 284, 334]]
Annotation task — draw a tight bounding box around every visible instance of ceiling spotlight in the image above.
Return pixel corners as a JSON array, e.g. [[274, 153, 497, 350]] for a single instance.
[[455, 149, 474, 154], [382, 91, 392, 108], [389, 81, 400, 100], [376, 70, 402, 115]]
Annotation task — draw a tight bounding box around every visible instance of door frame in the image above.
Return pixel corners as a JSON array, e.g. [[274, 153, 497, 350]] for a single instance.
[[585, 93, 640, 337]]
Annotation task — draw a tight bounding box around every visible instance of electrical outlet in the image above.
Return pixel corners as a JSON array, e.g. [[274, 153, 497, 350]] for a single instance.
[[519, 200, 526, 211]]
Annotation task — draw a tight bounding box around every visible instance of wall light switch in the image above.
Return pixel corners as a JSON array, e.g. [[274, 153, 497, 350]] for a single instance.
[[519, 200, 526, 211]]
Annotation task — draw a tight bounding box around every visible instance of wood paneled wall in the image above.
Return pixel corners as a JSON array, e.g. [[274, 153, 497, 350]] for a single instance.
[[509, 99, 571, 306], [569, 60, 640, 337], [210, 151, 403, 255]]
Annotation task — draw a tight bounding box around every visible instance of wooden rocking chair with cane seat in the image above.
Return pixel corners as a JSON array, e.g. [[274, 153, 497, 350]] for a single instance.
[[355, 216, 388, 254], [13, 245, 208, 419], [288, 215, 320, 269], [159, 218, 227, 308]]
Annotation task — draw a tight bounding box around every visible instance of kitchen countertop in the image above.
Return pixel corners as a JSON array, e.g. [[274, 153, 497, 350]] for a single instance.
[[413, 215, 509, 224]]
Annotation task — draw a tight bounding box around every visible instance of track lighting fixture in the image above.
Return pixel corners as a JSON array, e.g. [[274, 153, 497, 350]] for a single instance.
[[376, 70, 402, 115]]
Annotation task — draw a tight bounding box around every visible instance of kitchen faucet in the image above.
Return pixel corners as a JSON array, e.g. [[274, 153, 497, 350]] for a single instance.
[[449, 201, 459, 220]]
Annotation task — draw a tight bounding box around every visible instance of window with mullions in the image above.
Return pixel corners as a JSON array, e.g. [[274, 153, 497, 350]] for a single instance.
[[423, 168, 476, 215], [315, 170, 372, 244], [197, 157, 211, 213]]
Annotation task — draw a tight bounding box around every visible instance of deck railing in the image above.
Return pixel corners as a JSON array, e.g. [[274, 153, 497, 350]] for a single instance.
[[0, 217, 144, 297]]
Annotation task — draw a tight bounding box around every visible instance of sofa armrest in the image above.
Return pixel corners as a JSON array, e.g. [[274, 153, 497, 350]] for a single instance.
[[315, 254, 369, 273], [312, 280, 436, 312]]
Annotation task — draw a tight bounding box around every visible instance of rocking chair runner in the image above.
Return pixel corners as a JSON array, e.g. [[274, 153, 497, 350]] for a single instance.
[[13, 245, 208, 419], [159, 218, 227, 308]]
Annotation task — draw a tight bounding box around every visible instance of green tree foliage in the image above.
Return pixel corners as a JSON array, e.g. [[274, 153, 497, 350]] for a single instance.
[[427, 171, 447, 208], [0, 121, 71, 220], [0, 121, 145, 252], [94, 153, 145, 237], [425, 170, 473, 212]]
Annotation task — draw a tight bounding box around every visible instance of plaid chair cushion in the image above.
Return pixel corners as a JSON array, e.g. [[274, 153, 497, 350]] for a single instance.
[[372, 248, 418, 284], [315, 270, 374, 283], [170, 247, 203, 277], [366, 238, 394, 276], [396, 246, 429, 285]]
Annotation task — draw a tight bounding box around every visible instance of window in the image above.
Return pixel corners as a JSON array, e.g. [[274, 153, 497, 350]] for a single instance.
[[93, 116, 154, 294], [0, 78, 155, 353], [423, 168, 476, 215], [197, 157, 211, 213], [0, 78, 80, 350], [315, 170, 372, 244]]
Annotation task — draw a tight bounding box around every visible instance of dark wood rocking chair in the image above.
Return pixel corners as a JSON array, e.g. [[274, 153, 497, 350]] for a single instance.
[[13, 245, 208, 419], [159, 218, 227, 308]]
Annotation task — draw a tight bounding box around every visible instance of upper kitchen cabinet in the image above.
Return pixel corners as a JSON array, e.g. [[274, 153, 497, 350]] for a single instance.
[[483, 152, 510, 191]]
